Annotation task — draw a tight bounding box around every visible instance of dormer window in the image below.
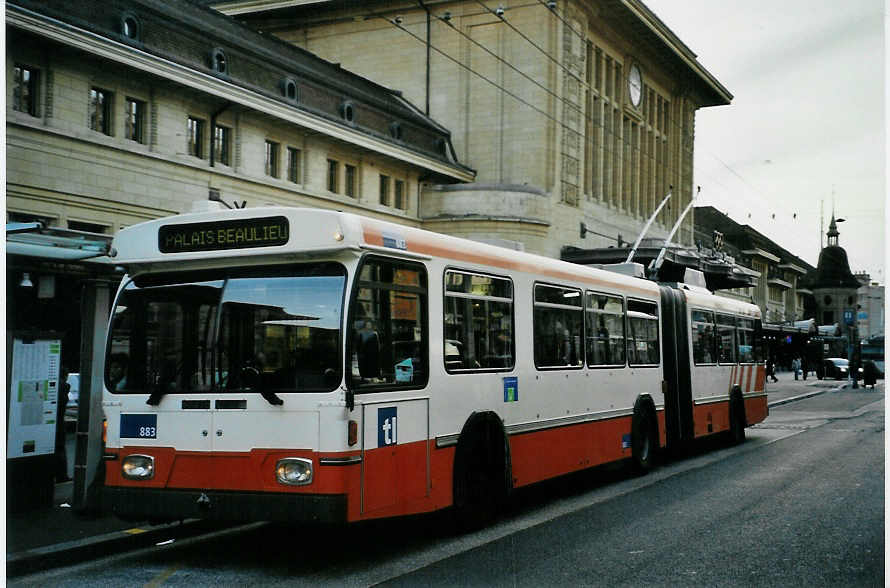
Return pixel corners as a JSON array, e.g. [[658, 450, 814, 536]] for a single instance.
[[210, 48, 228, 76], [120, 12, 142, 43]]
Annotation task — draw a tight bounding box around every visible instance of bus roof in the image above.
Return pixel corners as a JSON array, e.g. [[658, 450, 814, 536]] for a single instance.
[[110, 205, 760, 314]]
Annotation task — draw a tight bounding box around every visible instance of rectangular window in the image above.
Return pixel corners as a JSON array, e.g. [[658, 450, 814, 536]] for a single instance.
[[768, 285, 784, 303], [68, 220, 108, 234], [627, 299, 659, 366], [327, 159, 339, 193], [344, 164, 356, 197], [349, 257, 428, 389], [187, 116, 205, 158], [379, 174, 391, 206], [585, 292, 625, 366], [717, 314, 737, 364], [394, 180, 406, 210], [125, 98, 146, 143], [444, 271, 514, 372], [213, 125, 231, 166], [533, 284, 583, 368], [287, 147, 301, 183], [90, 88, 113, 135], [13, 64, 38, 116], [692, 310, 717, 365], [737, 318, 759, 363], [265, 140, 280, 178]]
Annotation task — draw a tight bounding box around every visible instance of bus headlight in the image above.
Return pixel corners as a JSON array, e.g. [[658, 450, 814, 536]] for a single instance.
[[275, 458, 313, 486], [122, 455, 155, 480]]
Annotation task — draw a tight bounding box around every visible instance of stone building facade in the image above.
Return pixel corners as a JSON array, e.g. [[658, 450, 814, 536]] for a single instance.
[[213, 0, 732, 256], [7, 0, 472, 367]]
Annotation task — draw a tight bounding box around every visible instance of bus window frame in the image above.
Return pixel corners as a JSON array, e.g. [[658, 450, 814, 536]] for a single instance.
[[442, 266, 516, 374], [691, 309, 718, 366], [532, 281, 584, 370], [584, 290, 627, 369], [715, 313, 738, 365], [736, 317, 760, 365], [626, 297, 660, 368], [346, 253, 430, 394]]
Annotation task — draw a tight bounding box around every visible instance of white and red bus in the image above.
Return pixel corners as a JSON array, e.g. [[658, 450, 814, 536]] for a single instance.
[[101, 206, 767, 524]]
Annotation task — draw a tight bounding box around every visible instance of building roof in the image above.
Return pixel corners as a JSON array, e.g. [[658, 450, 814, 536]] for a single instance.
[[207, 0, 732, 107], [9, 0, 474, 182], [804, 246, 861, 290]]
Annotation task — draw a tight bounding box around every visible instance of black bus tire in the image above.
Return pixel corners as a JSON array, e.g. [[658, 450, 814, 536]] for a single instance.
[[452, 412, 512, 531], [630, 398, 658, 475], [729, 393, 746, 445]]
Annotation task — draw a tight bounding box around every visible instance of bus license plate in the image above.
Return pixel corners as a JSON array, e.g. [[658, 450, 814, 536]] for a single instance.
[[120, 414, 158, 439]]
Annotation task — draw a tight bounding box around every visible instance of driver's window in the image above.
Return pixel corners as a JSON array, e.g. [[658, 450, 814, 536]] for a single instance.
[[349, 256, 428, 390]]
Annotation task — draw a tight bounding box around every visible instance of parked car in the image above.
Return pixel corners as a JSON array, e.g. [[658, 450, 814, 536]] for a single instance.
[[820, 358, 849, 380]]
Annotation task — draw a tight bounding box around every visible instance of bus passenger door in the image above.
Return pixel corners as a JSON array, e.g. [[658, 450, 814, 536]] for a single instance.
[[360, 398, 430, 515], [659, 286, 694, 452]]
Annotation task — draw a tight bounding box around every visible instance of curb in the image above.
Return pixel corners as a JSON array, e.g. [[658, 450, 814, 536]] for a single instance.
[[6, 519, 229, 577]]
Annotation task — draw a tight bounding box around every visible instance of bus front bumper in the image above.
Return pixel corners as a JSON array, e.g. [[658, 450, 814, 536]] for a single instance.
[[103, 486, 347, 524]]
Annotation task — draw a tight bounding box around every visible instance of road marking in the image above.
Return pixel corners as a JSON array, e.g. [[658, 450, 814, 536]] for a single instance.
[[145, 563, 181, 587]]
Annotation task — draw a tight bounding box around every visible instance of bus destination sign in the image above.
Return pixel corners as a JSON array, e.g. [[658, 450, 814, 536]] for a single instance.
[[158, 216, 289, 253]]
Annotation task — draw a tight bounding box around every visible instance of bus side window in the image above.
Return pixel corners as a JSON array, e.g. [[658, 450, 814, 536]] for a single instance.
[[444, 270, 514, 372], [716, 314, 737, 364], [585, 292, 625, 367], [349, 256, 428, 389], [533, 284, 583, 369], [627, 299, 659, 366], [737, 318, 756, 363], [692, 310, 717, 365]]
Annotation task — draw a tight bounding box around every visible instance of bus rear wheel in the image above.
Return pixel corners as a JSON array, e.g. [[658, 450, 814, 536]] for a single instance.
[[630, 398, 658, 475], [729, 393, 746, 445]]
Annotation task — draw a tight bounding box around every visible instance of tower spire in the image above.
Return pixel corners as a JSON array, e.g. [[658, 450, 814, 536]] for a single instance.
[[827, 214, 839, 246]]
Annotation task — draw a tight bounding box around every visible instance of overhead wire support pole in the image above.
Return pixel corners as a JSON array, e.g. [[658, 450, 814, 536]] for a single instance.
[[625, 186, 672, 264], [648, 186, 700, 280]]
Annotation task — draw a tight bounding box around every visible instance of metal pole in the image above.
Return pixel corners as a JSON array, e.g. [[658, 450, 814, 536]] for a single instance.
[[73, 279, 111, 512], [625, 186, 672, 264]]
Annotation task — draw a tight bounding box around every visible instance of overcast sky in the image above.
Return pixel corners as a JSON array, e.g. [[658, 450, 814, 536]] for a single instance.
[[643, 0, 886, 282]]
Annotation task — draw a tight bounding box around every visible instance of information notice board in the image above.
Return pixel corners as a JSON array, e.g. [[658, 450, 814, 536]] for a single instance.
[[7, 337, 62, 459]]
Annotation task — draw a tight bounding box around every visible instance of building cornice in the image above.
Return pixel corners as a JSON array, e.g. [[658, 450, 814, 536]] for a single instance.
[[778, 262, 808, 275], [618, 0, 732, 104], [742, 248, 781, 263], [7, 4, 475, 184]]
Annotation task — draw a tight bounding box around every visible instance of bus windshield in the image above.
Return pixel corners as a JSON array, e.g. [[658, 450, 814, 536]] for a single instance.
[[107, 263, 346, 397]]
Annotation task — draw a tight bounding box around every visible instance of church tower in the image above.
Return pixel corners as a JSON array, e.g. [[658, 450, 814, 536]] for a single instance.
[[805, 214, 860, 329]]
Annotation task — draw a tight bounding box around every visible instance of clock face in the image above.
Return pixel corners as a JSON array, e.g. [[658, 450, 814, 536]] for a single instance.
[[628, 63, 642, 108]]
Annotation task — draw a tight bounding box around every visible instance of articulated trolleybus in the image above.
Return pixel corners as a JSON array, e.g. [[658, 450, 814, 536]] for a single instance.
[[102, 205, 767, 524]]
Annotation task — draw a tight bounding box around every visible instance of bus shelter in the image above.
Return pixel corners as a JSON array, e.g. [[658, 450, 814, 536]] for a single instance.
[[6, 222, 121, 511]]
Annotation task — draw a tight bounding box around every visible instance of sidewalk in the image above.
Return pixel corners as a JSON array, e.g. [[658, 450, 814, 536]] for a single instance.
[[6, 480, 221, 577]]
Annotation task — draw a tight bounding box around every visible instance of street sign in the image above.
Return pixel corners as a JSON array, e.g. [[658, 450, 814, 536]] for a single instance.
[[843, 309, 855, 326]]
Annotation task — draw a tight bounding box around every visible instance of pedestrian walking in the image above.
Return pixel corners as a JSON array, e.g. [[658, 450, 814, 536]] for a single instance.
[[767, 357, 778, 383], [792, 357, 801, 380], [801, 356, 808, 380]]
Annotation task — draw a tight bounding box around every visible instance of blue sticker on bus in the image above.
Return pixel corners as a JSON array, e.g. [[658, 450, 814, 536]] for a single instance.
[[621, 433, 631, 449], [378, 407, 397, 447], [120, 414, 158, 439], [503, 377, 518, 402]]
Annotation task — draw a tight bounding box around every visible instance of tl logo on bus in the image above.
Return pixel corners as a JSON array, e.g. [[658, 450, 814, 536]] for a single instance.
[[378, 407, 397, 447]]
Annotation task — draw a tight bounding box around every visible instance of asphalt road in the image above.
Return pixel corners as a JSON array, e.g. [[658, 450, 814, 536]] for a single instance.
[[15, 388, 883, 587]]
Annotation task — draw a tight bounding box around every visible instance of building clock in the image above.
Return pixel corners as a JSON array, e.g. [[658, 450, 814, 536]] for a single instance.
[[628, 62, 642, 108]]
